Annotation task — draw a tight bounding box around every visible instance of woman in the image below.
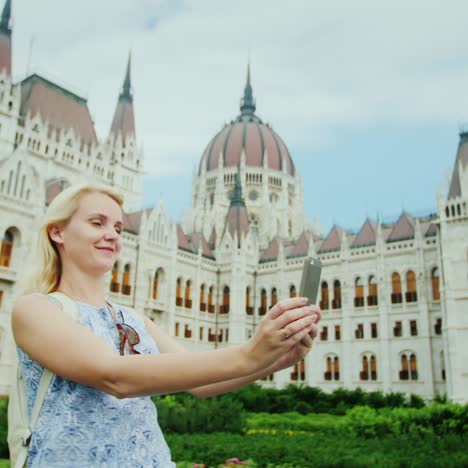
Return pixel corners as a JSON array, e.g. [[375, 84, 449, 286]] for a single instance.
[[11, 183, 321, 467]]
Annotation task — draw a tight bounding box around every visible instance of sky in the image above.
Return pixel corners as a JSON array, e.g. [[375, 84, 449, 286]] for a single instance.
[[10, 0, 468, 235]]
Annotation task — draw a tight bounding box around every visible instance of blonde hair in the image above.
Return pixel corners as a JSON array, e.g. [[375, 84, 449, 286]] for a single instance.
[[14, 182, 124, 298]]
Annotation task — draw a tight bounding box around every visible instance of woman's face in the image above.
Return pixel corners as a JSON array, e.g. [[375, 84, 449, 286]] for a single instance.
[[50, 191, 123, 275]]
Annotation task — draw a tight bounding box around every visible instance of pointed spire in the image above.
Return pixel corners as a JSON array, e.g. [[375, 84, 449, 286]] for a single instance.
[[122, 51, 132, 101], [109, 51, 135, 143], [240, 61, 256, 116], [0, 0, 11, 34]]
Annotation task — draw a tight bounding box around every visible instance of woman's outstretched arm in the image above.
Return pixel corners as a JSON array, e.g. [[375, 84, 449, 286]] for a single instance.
[[142, 302, 321, 398], [12, 295, 315, 398]]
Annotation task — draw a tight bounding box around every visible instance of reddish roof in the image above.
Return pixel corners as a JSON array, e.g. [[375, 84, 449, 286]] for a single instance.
[[260, 237, 279, 262], [176, 226, 215, 258], [289, 231, 310, 257], [318, 225, 350, 252], [387, 213, 415, 242], [187, 232, 215, 259], [122, 208, 152, 234], [45, 178, 71, 205], [177, 225, 192, 252], [448, 131, 468, 199], [19, 74, 97, 145], [424, 222, 437, 237], [199, 118, 295, 176], [351, 219, 377, 248]]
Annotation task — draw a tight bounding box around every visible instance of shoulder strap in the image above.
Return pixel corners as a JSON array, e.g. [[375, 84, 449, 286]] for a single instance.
[[27, 293, 80, 440]]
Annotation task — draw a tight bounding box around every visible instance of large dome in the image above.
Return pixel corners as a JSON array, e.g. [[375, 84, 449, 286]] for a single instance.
[[198, 67, 295, 176]]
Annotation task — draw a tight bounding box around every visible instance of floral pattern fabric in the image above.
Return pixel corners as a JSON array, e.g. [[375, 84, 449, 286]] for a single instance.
[[18, 294, 175, 467]]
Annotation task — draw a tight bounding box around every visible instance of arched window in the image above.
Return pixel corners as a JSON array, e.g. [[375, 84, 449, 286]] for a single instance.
[[367, 276, 378, 306], [324, 355, 340, 381], [333, 356, 340, 381], [401, 355, 408, 379], [325, 356, 332, 380], [291, 359, 305, 381], [221, 286, 230, 313], [406, 271, 417, 303], [0, 229, 14, 267], [410, 354, 418, 380], [360, 356, 369, 380], [246, 286, 253, 315], [122, 264, 131, 295], [354, 277, 364, 307], [184, 280, 192, 309], [259, 288, 267, 315], [440, 351, 446, 381], [370, 355, 377, 380], [320, 281, 329, 309], [176, 278, 183, 306], [391, 272, 402, 304], [399, 353, 417, 380], [290, 285, 297, 298], [300, 359, 306, 381], [110, 262, 120, 293], [200, 284, 206, 311], [152, 269, 162, 300], [332, 280, 341, 309], [431, 267, 440, 301], [271, 287, 278, 308], [208, 286, 214, 313]]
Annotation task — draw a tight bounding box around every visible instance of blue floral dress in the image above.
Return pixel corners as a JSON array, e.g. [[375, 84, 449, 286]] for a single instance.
[[17, 294, 175, 467]]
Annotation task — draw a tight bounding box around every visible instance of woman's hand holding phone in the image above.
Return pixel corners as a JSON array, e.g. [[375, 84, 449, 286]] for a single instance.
[[241, 297, 318, 374]]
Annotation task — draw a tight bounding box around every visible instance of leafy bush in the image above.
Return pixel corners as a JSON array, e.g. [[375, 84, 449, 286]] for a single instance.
[[343, 403, 468, 438], [154, 394, 246, 434], [408, 393, 426, 408]]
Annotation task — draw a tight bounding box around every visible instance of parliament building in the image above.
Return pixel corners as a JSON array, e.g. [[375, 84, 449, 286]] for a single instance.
[[0, 0, 467, 402]]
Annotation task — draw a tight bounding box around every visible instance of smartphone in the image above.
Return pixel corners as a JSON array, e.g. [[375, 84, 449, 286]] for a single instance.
[[299, 257, 322, 305]]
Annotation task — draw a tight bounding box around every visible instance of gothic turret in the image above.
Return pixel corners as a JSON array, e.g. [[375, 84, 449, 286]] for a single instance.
[[224, 170, 249, 248], [447, 131, 468, 200], [0, 0, 12, 76]]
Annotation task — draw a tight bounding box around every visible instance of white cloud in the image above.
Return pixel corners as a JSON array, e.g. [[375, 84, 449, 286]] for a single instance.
[[9, 0, 468, 178]]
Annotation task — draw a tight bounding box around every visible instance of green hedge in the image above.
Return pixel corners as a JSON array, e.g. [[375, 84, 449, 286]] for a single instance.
[[166, 431, 468, 467], [202, 384, 431, 415], [247, 404, 468, 437]]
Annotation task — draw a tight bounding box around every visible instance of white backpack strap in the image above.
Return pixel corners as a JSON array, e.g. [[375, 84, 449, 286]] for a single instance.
[[48, 291, 81, 320], [11, 363, 35, 468], [17, 292, 80, 466]]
